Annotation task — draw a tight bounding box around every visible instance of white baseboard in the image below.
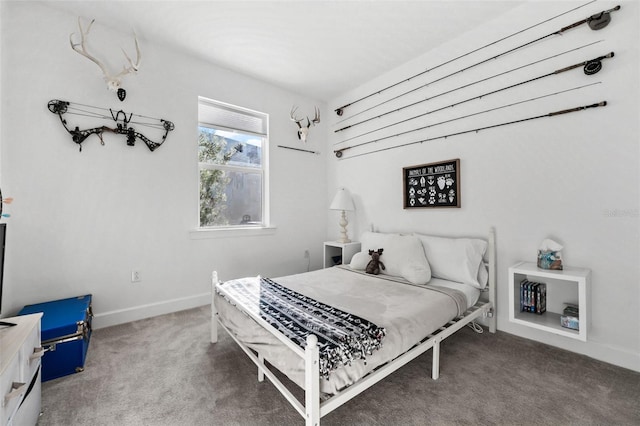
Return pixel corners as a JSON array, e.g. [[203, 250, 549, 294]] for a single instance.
[[92, 292, 211, 329], [500, 322, 640, 373], [585, 339, 640, 373]]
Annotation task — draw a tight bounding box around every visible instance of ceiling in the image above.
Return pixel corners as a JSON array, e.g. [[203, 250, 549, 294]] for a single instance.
[[43, 0, 524, 102]]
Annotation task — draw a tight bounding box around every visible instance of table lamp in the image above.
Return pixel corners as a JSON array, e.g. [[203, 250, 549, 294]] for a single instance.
[[330, 188, 355, 243]]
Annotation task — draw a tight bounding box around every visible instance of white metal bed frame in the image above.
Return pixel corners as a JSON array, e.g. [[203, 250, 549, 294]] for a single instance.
[[211, 228, 496, 426]]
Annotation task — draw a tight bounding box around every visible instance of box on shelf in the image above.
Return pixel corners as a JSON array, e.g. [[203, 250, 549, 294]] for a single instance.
[[560, 303, 579, 331], [18, 294, 93, 381]]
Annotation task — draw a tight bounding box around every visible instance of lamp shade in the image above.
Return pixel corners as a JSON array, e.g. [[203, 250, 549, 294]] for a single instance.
[[330, 188, 355, 211]]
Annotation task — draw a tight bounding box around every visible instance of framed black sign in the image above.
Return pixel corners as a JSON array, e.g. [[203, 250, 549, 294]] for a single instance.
[[403, 158, 460, 208]]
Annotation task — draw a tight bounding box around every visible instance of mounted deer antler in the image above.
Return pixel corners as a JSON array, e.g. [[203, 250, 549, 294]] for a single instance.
[[290, 106, 320, 143], [70, 17, 141, 97]]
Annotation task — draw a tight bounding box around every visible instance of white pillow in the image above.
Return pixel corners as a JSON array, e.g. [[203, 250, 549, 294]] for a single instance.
[[414, 233, 488, 289], [357, 232, 431, 285], [478, 261, 489, 288], [349, 251, 369, 271]]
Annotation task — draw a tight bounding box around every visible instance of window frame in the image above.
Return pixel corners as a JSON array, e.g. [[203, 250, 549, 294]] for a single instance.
[[196, 97, 271, 234]]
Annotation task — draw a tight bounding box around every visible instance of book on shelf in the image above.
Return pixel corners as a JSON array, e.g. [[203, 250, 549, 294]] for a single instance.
[[519, 279, 546, 315]]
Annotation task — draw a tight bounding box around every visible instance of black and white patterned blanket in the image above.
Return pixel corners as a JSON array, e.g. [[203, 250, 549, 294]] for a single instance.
[[216, 277, 386, 378]]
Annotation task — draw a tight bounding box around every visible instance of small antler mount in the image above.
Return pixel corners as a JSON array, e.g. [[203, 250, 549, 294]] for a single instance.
[[290, 106, 320, 143]]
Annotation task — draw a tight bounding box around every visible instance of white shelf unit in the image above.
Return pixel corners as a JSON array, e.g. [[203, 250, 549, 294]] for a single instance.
[[508, 261, 591, 341], [323, 241, 361, 269]]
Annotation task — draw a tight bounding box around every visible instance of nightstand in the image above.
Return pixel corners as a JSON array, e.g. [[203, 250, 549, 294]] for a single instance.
[[323, 241, 361, 268]]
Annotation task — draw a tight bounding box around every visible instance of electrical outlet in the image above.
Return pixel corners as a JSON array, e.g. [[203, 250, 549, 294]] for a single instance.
[[304, 249, 310, 259], [131, 270, 141, 283]]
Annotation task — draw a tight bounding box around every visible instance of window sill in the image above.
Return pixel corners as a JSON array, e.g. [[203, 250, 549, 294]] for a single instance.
[[189, 226, 277, 239]]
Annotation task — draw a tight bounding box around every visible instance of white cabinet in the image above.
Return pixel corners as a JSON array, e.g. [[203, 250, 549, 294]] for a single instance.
[[508, 261, 590, 341], [0, 313, 43, 426], [323, 241, 361, 269]]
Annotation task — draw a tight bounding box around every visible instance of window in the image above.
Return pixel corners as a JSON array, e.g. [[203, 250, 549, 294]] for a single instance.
[[198, 97, 268, 228]]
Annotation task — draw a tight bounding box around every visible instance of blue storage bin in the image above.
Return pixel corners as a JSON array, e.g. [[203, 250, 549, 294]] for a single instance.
[[18, 294, 92, 381]]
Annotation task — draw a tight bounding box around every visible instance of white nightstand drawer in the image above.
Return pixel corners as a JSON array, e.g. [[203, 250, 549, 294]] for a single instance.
[[1, 355, 24, 426], [20, 324, 43, 381], [0, 313, 43, 426]]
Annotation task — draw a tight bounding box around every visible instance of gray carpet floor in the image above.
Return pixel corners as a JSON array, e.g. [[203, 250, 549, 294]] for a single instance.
[[39, 306, 640, 425]]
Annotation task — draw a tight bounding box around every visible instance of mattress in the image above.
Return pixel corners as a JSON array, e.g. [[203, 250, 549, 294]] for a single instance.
[[215, 266, 479, 395]]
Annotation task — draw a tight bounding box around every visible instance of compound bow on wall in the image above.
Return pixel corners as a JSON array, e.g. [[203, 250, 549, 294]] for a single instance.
[[48, 99, 175, 152]]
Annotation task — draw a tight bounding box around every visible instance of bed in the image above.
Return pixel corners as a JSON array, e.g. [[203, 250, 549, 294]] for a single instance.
[[211, 228, 496, 426]]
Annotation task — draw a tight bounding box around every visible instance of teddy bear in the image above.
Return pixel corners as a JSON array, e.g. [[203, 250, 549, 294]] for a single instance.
[[365, 249, 386, 275]]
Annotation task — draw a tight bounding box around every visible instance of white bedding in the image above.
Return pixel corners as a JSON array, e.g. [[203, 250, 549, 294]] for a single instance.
[[341, 265, 480, 307], [215, 266, 479, 395], [429, 276, 480, 307]]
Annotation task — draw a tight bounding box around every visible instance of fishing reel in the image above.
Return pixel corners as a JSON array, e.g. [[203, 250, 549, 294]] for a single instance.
[[587, 5, 621, 30], [584, 52, 614, 75]]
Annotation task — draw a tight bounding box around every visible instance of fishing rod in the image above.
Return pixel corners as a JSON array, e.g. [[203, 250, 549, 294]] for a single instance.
[[334, 3, 620, 118], [332, 51, 614, 151], [337, 101, 607, 160], [333, 0, 597, 117], [277, 145, 320, 154], [335, 40, 603, 135], [333, 82, 600, 158]]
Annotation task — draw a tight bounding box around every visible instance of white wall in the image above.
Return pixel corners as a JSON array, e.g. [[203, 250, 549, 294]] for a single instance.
[[1, 0, 637, 373], [327, 1, 639, 372], [0, 2, 328, 327]]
